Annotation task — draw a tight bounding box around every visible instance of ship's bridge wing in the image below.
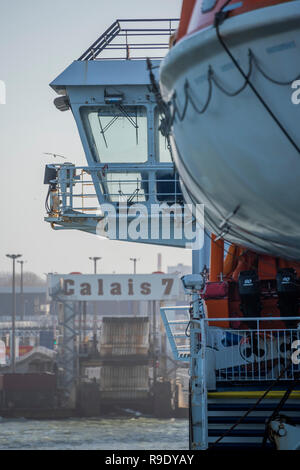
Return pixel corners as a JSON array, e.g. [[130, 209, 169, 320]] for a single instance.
[[50, 59, 160, 96], [44, 19, 197, 248]]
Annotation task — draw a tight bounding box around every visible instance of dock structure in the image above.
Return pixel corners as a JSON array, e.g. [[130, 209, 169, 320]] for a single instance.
[[98, 317, 151, 413], [45, 272, 185, 414]]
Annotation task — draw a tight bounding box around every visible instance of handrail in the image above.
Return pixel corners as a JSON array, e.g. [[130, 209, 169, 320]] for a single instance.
[[78, 18, 179, 61], [46, 163, 184, 216]]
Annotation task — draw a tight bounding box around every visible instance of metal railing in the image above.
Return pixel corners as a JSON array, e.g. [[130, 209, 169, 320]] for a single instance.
[[160, 306, 300, 381], [0, 315, 102, 332], [211, 317, 300, 382], [46, 164, 184, 216], [160, 306, 190, 361], [78, 19, 179, 61]]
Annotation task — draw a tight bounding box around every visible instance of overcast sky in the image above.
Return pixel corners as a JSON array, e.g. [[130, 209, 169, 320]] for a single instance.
[[0, 0, 192, 276]]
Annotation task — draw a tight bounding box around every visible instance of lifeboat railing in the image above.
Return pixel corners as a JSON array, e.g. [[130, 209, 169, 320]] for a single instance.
[[160, 306, 300, 382]]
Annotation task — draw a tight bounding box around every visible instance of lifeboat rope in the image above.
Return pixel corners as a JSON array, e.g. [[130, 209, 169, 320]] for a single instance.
[[149, 58, 300, 251], [177, 145, 300, 254], [211, 52, 252, 96], [146, 58, 175, 165], [166, 49, 300, 154], [171, 125, 300, 261], [147, 59, 300, 267], [252, 54, 300, 87], [156, 0, 300, 155], [214, 2, 300, 154]]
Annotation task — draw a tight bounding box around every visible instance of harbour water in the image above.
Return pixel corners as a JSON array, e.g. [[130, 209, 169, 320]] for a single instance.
[[0, 417, 189, 450]]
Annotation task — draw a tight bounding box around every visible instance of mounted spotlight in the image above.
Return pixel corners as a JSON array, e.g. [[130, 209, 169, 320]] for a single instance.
[[44, 165, 58, 190], [54, 95, 70, 112], [181, 274, 205, 293]]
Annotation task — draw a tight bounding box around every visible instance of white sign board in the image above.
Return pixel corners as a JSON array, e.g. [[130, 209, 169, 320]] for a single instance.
[[47, 274, 180, 301]]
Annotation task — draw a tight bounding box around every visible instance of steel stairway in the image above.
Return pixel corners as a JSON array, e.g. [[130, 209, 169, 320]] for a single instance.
[[206, 396, 300, 450]]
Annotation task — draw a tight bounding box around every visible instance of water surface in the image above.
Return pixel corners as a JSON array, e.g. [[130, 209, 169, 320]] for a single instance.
[[0, 417, 189, 450]]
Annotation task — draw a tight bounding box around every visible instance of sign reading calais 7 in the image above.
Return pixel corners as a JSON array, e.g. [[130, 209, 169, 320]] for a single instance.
[[47, 274, 181, 301]]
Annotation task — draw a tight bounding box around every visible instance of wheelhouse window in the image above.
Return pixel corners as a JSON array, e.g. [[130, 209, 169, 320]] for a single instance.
[[104, 172, 146, 203], [159, 133, 172, 162], [81, 105, 148, 164]]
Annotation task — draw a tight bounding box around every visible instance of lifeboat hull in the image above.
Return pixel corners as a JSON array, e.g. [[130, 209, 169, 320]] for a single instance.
[[160, 0, 300, 259]]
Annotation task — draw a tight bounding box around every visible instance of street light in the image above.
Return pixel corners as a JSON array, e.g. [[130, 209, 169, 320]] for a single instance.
[[129, 258, 139, 318], [17, 260, 27, 321], [88, 257, 102, 355], [89, 257, 102, 274], [6, 254, 22, 373], [130, 258, 139, 275]]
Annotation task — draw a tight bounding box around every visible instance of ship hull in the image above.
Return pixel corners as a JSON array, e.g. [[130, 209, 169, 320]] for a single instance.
[[160, 1, 300, 259]]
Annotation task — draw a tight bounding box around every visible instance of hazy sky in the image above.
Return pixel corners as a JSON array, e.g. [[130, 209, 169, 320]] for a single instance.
[[0, 0, 192, 276]]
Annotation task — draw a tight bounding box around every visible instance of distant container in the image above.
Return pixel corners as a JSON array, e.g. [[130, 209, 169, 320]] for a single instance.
[[100, 365, 149, 400], [100, 317, 150, 358]]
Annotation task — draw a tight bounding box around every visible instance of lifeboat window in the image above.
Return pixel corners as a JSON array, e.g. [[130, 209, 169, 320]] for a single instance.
[[81, 105, 148, 164]]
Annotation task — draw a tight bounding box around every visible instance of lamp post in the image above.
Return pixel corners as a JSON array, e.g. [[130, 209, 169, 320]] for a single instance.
[[130, 258, 139, 317], [88, 257, 102, 355], [17, 260, 26, 321], [130, 257, 139, 275], [6, 254, 22, 373], [89, 257, 102, 274]]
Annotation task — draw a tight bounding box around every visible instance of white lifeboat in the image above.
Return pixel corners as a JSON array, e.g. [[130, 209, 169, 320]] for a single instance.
[[159, 0, 300, 259]]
